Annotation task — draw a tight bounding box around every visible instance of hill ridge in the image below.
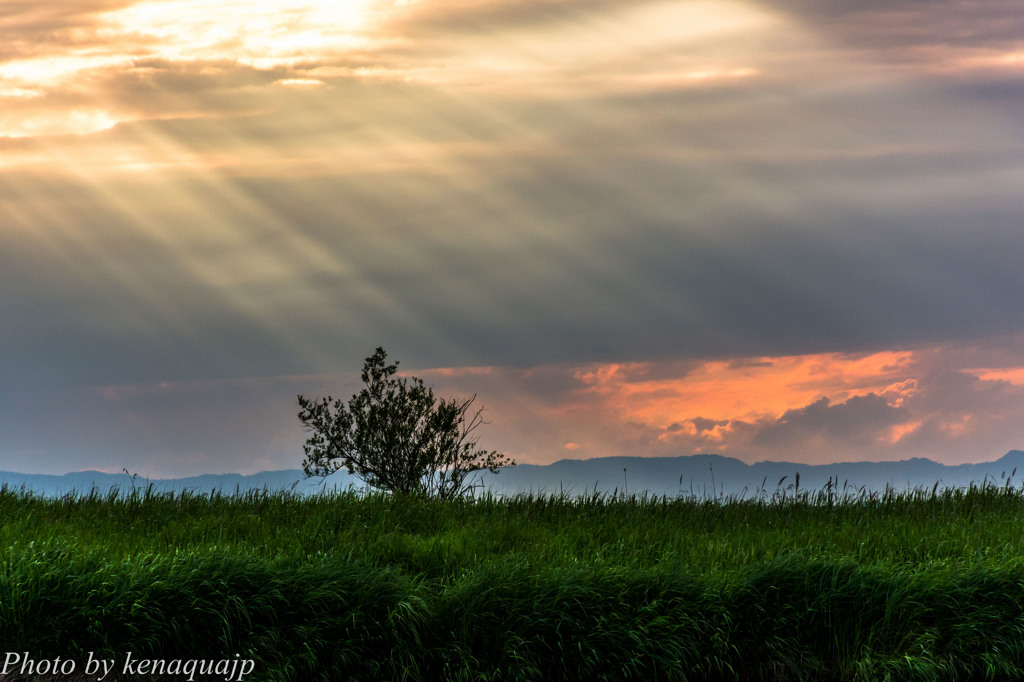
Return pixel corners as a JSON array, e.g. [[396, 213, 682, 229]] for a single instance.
[[3, 451, 1023, 498]]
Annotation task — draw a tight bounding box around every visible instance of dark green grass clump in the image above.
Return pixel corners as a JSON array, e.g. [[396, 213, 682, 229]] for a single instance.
[[2, 482, 1024, 680]]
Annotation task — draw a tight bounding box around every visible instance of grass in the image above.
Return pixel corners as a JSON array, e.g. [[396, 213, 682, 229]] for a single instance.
[[2, 481, 1024, 680]]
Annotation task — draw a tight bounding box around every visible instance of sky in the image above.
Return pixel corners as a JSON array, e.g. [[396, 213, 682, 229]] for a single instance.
[[1, 0, 1023, 477]]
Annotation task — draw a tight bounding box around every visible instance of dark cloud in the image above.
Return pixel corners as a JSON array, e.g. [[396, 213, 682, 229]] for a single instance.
[[752, 394, 909, 448], [688, 417, 730, 434], [613, 362, 703, 383], [889, 369, 1024, 458], [3, 106, 1024, 390], [765, 0, 1024, 53]]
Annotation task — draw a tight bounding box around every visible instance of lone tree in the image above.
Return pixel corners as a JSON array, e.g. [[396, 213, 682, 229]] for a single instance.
[[297, 347, 514, 498]]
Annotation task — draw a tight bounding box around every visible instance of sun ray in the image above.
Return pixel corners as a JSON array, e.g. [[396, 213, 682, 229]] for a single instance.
[[0, 0, 386, 137]]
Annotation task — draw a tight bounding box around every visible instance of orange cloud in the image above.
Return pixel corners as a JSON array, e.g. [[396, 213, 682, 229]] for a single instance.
[[573, 350, 917, 429], [965, 367, 1024, 385], [411, 350, 945, 465]]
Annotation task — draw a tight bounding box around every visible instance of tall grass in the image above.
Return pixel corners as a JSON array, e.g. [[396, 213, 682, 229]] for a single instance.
[[2, 482, 1024, 680]]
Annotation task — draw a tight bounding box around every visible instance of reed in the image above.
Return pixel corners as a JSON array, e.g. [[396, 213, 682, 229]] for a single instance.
[[2, 481, 1024, 680]]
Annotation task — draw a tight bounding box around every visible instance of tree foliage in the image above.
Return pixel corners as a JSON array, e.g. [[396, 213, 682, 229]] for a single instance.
[[297, 347, 514, 498]]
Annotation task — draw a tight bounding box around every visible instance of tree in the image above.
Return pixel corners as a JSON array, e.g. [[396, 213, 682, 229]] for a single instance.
[[297, 347, 514, 498]]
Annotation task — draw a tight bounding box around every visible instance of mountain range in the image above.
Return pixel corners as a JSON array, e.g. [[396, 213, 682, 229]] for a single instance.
[[3, 451, 1024, 499], [483, 451, 1024, 499]]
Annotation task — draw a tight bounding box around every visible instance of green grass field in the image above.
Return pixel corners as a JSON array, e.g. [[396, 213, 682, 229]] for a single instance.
[[2, 481, 1024, 681]]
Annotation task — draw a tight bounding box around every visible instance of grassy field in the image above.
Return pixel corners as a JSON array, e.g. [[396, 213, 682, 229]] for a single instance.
[[2, 481, 1024, 681]]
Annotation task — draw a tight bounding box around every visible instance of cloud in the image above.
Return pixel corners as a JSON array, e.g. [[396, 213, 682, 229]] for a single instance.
[[750, 394, 910, 449], [3, 137, 1023, 389], [0, 1, 134, 61], [429, 343, 1024, 468], [2, 337, 1024, 476], [2, 0, 789, 136], [882, 366, 1024, 460], [2, 0, 1023, 475], [381, 0, 638, 34], [766, 0, 1024, 54]]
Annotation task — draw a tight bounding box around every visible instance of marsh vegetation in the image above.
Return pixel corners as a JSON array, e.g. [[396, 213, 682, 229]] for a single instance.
[[2, 481, 1024, 680]]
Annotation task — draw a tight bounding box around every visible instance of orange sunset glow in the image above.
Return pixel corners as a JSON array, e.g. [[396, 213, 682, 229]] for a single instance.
[[574, 350, 916, 427], [1, 0, 1023, 477]]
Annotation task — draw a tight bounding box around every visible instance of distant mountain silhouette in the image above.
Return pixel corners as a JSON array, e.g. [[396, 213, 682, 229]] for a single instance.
[[482, 451, 1024, 499], [2, 451, 1023, 499], [0, 468, 357, 498]]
